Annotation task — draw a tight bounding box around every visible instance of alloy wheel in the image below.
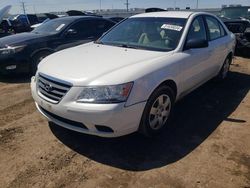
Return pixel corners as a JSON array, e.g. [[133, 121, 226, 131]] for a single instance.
[[149, 94, 171, 130]]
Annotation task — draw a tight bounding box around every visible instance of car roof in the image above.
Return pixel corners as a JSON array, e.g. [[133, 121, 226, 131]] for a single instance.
[[131, 11, 195, 19], [54, 16, 106, 22]]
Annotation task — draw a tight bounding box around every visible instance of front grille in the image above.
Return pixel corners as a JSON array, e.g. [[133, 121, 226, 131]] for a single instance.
[[37, 73, 72, 103]]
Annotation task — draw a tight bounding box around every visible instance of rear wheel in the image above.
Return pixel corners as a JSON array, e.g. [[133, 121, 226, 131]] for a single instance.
[[139, 85, 175, 137], [31, 51, 51, 75], [217, 57, 231, 80]]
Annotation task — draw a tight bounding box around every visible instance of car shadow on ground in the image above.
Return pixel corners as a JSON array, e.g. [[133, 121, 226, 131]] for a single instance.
[[49, 71, 250, 171], [0, 74, 31, 83]]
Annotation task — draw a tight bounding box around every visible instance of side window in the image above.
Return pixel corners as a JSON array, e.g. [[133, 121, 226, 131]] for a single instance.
[[205, 16, 223, 40], [67, 20, 94, 39], [219, 23, 226, 37], [187, 16, 207, 41]]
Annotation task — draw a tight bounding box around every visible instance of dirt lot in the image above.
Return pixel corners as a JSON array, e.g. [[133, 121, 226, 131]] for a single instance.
[[0, 57, 249, 188]]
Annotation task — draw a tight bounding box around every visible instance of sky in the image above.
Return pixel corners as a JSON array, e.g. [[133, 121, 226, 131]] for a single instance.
[[1, 0, 250, 14]]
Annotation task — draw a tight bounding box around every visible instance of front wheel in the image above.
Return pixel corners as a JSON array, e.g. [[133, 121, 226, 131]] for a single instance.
[[31, 51, 51, 75], [139, 86, 175, 137]]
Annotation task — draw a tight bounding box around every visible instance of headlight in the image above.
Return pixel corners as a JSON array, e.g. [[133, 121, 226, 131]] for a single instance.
[[76, 82, 133, 103], [0, 45, 26, 55]]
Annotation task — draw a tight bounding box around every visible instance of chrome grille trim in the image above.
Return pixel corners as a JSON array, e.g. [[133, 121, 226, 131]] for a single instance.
[[37, 73, 72, 104]]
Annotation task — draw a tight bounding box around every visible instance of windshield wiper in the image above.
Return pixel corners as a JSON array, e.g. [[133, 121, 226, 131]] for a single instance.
[[94, 40, 104, 44], [116, 43, 137, 49], [98, 42, 144, 50]]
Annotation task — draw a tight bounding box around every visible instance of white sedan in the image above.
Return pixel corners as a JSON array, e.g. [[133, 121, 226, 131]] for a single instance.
[[31, 11, 236, 137]]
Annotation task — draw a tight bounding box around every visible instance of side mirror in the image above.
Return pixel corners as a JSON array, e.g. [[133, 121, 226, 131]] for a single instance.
[[66, 29, 77, 37], [185, 39, 208, 50]]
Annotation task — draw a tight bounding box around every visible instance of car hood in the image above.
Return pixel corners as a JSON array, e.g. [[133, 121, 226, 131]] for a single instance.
[[39, 42, 172, 86], [0, 32, 48, 47], [0, 5, 11, 24]]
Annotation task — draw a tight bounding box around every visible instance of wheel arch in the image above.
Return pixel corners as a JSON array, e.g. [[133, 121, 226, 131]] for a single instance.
[[152, 79, 178, 101], [29, 48, 54, 74], [219, 51, 233, 71], [227, 51, 233, 63], [30, 48, 54, 59]]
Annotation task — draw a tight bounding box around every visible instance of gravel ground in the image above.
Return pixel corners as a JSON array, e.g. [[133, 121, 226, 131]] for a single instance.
[[0, 57, 249, 188]]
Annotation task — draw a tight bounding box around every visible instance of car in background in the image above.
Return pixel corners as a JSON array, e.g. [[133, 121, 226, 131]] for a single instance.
[[0, 19, 14, 38], [31, 14, 59, 30], [220, 6, 250, 56], [30, 18, 50, 30], [0, 5, 12, 38], [145, 8, 166, 13], [8, 14, 39, 33], [37, 13, 59, 23], [31, 11, 235, 138], [0, 16, 115, 75], [108, 17, 125, 23]]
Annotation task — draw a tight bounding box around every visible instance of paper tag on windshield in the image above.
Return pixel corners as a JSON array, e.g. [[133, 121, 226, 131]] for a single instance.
[[161, 24, 183, 31], [56, 24, 65, 31], [248, 8, 250, 12]]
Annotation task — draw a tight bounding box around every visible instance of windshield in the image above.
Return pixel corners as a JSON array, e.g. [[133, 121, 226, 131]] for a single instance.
[[221, 7, 250, 19], [98, 17, 187, 52], [32, 18, 71, 34]]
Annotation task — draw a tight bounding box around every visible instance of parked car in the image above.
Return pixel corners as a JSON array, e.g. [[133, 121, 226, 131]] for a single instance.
[[30, 18, 50, 30], [0, 5, 12, 38], [145, 8, 166, 13], [66, 10, 86, 16], [37, 13, 59, 23], [0, 16, 115, 75], [108, 17, 125, 23], [8, 14, 40, 33], [31, 13, 59, 29], [31, 11, 235, 137], [0, 19, 13, 38], [219, 6, 250, 56]]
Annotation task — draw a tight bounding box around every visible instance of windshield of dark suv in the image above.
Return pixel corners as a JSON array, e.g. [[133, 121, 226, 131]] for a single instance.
[[32, 18, 72, 34], [98, 17, 187, 52], [221, 7, 250, 19]]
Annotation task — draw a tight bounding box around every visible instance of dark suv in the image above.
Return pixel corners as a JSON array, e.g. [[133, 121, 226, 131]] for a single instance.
[[220, 6, 250, 56], [0, 16, 115, 75]]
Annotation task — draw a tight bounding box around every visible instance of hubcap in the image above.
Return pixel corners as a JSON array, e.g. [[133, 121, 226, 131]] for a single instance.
[[149, 94, 171, 130], [222, 59, 230, 79]]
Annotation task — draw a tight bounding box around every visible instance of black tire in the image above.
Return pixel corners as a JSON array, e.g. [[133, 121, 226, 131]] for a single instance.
[[217, 56, 232, 80], [139, 85, 175, 137], [31, 51, 51, 75]]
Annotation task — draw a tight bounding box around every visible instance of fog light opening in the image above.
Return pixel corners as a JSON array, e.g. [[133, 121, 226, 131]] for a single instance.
[[6, 65, 17, 70], [95, 125, 114, 133]]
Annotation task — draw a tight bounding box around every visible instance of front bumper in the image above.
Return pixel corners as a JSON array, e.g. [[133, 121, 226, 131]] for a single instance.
[[0, 54, 30, 75], [31, 77, 146, 137]]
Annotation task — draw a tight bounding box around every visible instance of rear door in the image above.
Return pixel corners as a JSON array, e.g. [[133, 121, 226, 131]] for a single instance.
[[204, 16, 228, 75]]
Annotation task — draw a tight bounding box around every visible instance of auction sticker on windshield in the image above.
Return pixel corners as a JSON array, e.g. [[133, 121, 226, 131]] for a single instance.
[[161, 24, 183, 31], [56, 24, 66, 31]]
